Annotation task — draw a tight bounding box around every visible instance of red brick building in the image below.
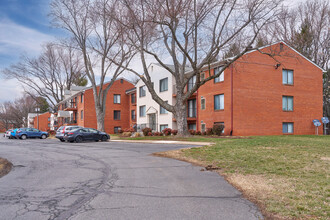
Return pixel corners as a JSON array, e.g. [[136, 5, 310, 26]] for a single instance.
[[33, 112, 51, 132], [56, 78, 136, 134], [196, 42, 324, 135]]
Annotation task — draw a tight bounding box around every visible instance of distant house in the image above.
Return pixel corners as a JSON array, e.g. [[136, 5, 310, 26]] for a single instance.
[[55, 78, 136, 134], [135, 42, 324, 135]]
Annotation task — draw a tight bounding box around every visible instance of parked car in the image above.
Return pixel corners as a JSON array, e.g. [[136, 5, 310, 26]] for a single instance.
[[15, 128, 49, 140], [64, 128, 110, 143], [55, 126, 83, 142], [10, 128, 19, 139], [4, 129, 13, 138]]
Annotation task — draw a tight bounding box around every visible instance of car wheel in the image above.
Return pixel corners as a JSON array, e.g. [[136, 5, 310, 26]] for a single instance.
[[60, 139, 65, 142], [75, 136, 83, 143], [21, 135, 27, 140], [41, 134, 47, 139], [101, 135, 108, 142]]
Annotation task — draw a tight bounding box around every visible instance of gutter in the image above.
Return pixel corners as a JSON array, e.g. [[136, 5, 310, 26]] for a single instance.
[[230, 64, 234, 136]]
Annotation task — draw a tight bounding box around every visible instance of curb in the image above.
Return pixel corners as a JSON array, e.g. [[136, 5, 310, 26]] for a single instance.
[[110, 139, 214, 146]]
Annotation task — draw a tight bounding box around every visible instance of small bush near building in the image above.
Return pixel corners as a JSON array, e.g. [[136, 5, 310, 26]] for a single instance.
[[134, 132, 142, 137], [202, 131, 206, 135], [142, 127, 152, 136], [212, 124, 224, 136], [162, 128, 172, 136], [196, 131, 202, 135], [171, 130, 178, 135], [123, 127, 135, 132], [189, 130, 196, 135], [147, 132, 152, 136], [206, 128, 213, 135], [153, 132, 162, 136]]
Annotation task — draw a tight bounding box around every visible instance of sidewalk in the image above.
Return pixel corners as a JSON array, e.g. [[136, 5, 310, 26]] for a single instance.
[[110, 139, 214, 146]]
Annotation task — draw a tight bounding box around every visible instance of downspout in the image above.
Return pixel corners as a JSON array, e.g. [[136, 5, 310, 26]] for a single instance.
[[230, 64, 234, 136], [196, 89, 199, 131]]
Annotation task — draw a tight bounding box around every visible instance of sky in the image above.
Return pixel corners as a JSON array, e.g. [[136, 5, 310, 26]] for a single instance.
[[0, 0, 305, 103]]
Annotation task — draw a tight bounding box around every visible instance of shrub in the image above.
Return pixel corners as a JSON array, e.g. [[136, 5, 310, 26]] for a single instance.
[[147, 132, 153, 136], [213, 124, 225, 136], [162, 128, 172, 136], [121, 132, 132, 137], [153, 131, 162, 136], [189, 129, 196, 135], [206, 128, 213, 135], [196, 131, 202, 135], [171, 130, 178, 135], [118, 129, 124, 134], [202, 131, 207, 135], [142, 127, 152, 136]]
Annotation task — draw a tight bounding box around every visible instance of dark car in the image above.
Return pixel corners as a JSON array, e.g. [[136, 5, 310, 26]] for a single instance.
[[15, 128, 49, 140], [55, 126, 82, 142], [63, 128, 110, 143]]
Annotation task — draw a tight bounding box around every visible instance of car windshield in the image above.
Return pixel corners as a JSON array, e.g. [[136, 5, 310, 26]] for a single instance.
[[57, 126, 64, 131]]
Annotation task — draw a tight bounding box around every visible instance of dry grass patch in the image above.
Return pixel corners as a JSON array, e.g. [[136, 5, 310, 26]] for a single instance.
[[0, 158, 12, 178]]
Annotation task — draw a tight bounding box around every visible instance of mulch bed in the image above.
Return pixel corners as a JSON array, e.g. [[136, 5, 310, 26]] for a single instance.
[[0, 158, 13, 178]]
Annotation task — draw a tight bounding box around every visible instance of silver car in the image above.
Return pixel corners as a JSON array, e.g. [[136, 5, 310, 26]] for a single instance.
[[4, 129, 13, 138], [55, 126, 82, 142]]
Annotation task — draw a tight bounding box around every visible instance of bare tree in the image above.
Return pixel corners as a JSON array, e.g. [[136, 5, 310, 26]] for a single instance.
[[50, 0, 134, 131], [114, 0, 282, 136], [0, 95, 37, 128], [2, 42, 86, 110]]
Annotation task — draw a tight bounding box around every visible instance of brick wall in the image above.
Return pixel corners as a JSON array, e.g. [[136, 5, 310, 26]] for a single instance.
[[33, 112, 51, 132], [197, 43, 323, 135]]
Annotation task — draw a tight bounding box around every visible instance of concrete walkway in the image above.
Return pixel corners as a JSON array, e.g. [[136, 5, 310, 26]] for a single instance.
[[110, 139, 214, 146]]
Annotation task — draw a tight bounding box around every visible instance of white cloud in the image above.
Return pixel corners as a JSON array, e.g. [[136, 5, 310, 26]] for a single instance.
[[0, 18, 54, 58]]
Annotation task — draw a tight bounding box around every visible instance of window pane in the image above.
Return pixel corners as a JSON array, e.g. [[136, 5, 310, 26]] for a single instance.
[[282, 69, 288, 84], [288, 97, 293, 111], [282, 96, 287, 110], [220, 73, 224, 82], [288, 123, 293, 133], [214, 95, 220, 110], [288, 70, 293, 84], [220, 94, 224, 109], [282, 123, 288, 133], [201, 98, 205, 109]]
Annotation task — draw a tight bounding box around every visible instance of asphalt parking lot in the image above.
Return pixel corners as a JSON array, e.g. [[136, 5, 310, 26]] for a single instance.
[[0, 135, 262, 220]]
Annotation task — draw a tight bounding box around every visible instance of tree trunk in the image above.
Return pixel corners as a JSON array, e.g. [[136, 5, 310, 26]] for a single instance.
[[174, 102, 189, 137], [95, 105, 105, 132]]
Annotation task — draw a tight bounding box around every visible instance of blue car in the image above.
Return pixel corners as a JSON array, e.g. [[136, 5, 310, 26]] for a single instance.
[[10, 128, 19, 139], [15, 128, 49, 140]]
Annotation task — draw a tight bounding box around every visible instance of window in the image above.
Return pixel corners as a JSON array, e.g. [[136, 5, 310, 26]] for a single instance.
[[160, 101, 168, 114], [201, 123, 206, 132], [214, 67, 224, 83], [48, 117, 50, 121], [282, 96, 293, 111], [114, 94, 121, 104], [201, 98, 206, 110], [214, 94, 224, 110], [131, 110, 136, 120], [139, 86, 146, 97], [139, 105, 146, 117], [114, 127, 121, 134], [188, 124, 196, 130], [159, 77, 168, 92], [81, 93, 84, 103], [188, 99, 197, 117], [283, 69, 293, 85], [187, 75, 196, 91], [131, 93, 136, 104], [160, 124, 168, 131], [200, 72, 205, 80], [81, 110, 83, 120], [283, 122, 293, 134], [120, 79, 123, 84], [48, 123, 50, 127], [114, 110, 121, 120]]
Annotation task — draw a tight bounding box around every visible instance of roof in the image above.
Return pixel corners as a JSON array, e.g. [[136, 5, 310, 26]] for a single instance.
[[125, 87, 136, 94]]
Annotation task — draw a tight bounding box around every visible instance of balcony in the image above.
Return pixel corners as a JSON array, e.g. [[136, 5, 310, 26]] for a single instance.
[[63, 119, 77, 126], [64, 102, 77, 111]]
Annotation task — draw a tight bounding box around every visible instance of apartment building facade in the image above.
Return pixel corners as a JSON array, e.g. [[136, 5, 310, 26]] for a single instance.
[[135, 42, 324, 135], [55, 78, 136, 134], [33, 112, 52, 132]]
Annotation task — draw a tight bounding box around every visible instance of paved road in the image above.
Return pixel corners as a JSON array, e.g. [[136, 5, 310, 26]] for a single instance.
[[0, 135, 262, 220]]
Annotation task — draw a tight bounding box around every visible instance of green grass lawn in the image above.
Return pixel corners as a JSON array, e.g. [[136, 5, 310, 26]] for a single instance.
[[179, 135, 330, 219]]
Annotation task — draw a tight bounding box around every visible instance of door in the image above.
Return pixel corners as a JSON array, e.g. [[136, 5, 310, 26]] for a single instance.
[[79, 128, 91, 140], [148, 113, 156, 131], [88, 128, 99, 140]]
